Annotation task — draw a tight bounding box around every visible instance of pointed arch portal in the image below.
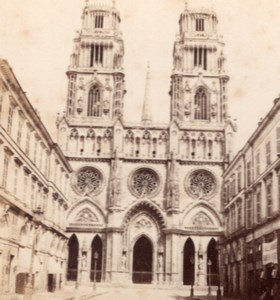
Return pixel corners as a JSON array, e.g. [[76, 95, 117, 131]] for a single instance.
[[133, 236, 153, 284], [183, 238, 195, 285], [207, 239, 219, 286], [67, 234, 79, 281], [91, 235, 103, 282]]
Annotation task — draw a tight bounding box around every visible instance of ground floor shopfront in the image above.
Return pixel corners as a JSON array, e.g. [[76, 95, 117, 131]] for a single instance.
[[223, 226, 280, 299]]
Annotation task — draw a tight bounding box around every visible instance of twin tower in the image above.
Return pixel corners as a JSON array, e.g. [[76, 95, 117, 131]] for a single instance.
[[57, 0, 236, 287]]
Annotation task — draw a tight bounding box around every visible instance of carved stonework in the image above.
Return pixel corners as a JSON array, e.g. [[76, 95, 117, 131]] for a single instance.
[[185, 169, 217, 200], [72, 167, 104, 196], [75, 208, 98, 223], [129, 168, 160, 198], [166, 152, 180, 209], [134, 218, 152, 229], [109, 149, 122, 206], [191, 212, 214, 227]]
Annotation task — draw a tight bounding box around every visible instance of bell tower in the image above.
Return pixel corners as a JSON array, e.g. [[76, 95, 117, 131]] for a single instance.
[[170, 2, 229, 126], [66, 0, 125, 122]]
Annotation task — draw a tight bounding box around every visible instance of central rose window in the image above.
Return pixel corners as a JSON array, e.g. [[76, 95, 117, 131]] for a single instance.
[[73, 167, 103, 195], [130, 168, 160, 198], [185, 169, 216, 199]]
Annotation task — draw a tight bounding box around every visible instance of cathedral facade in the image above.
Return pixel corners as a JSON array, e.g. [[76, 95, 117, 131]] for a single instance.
[[56, 0, 236, 288]]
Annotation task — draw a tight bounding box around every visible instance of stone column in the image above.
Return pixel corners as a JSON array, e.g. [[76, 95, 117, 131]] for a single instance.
[[165, 232, 181, 285]]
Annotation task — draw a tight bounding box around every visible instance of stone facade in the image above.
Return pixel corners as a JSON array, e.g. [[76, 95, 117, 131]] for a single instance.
[[55, 0, 236, 288], [223, 97, 280, 298], [0, 59, 72, 295]]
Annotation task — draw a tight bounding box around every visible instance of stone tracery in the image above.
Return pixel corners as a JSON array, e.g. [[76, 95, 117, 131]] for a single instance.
[[74, 167, 103, 195], [186, 169, 216, 199], [130, 168, 159, 198]]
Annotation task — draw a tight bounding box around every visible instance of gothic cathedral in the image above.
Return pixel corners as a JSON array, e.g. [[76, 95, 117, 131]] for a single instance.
[[56, 0, 236, 288]]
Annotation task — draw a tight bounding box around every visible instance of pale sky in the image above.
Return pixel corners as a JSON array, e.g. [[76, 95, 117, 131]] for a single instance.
[[1, 0, 280, 153]]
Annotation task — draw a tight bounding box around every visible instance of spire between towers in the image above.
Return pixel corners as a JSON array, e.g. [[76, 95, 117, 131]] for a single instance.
[[141, 63, 153, 124]]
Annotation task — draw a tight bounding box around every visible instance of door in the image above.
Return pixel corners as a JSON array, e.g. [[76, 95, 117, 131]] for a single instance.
[[132, 236, 153, 284]]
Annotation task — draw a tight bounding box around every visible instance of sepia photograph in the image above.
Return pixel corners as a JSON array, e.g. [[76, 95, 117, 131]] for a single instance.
[[0, 0, 280, 299]]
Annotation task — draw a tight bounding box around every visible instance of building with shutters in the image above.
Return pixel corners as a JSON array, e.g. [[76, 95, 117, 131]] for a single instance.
[[0, 59, 72, 295], [222, 97, 280, 298]]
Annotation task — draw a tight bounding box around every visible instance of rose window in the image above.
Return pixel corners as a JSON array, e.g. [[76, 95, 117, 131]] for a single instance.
[[130, 168, 159, 198], [186, 170, 216, 199], [74, 167, 103, 195]]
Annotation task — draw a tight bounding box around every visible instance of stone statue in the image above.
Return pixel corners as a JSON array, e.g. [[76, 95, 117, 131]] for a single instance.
[[109, 149, 121, 206], [167, 153, 180, 209], [81, 254, 87, 268], [158, 254, 163, 270], [121, 252, 127, 270]]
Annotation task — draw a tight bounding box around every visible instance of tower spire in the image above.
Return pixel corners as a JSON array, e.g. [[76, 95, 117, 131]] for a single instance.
[[141, 63, 153, 124], [185, 1, 188, 10]]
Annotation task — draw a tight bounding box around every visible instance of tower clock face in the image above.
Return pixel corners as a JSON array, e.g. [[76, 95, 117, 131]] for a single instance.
[[185, 169, 217, 200]]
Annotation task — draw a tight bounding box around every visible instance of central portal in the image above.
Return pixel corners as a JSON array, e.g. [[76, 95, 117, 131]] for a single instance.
[[132, 236, 153, 284]]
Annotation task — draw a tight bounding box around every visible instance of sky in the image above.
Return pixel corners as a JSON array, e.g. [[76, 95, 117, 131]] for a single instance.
[[1, 0, 280, 153]]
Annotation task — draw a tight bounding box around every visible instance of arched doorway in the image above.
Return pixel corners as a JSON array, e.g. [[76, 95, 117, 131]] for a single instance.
[[183, 238, 195, 285], [207, 239, 219, 286], [67, 234, 79, 281], [133, 236, 153, 284], [90, 235, 102, 282]]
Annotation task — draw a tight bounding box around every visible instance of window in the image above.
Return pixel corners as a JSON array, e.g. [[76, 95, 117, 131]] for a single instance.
[[90, 45, 104, 66], [196, 17, 205, 31], [23, 172, 28, 204], [231, 175, 236, 198], [237, 167, 242, 192], [33, 138, 38, 165], [266, 141, 271, 166], [246, 194, 253, 228], [232, 206, 236, 232], [194, 88, 209, 120], [7, 106, 14, 134], [95, 15, 104, 29], [2, 151, 10, 188], [13, 163, 19, 196], [277, 127, 280, 154], [256, 188, 261, 223], [25, 128, 31, 156], [194, 47, 207, 70], [246, 161, 252, 186], [266, 180, 272, 217], [237, 201, 242, 229], [88, 85, 101, 117], [31, 179, 36, 209], [256, 152, 260, 176], [17, 115, 24, 145]]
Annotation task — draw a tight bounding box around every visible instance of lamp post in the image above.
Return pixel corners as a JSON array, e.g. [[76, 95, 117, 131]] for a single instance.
[[92, 251, 99, 291], [208, 259, 212, 295], [24, 207, 44, 300]]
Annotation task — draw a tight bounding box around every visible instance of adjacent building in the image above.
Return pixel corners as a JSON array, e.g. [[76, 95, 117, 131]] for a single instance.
[[55, 0, 236, 288], [222, 97, 280, 298], [0, 59, 72, 295]]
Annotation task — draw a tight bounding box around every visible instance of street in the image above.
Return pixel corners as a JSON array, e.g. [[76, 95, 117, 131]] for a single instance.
[[0, 286, 242, 300]]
